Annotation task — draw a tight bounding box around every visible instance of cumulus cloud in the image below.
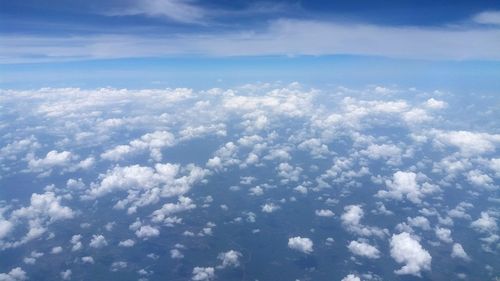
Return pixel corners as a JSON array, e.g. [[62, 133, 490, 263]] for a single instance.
[[261, 203, 280, 213], [192, 267, 215, 281], [101, 130, 175, 162], [377, 171, 439, 204], [432, 130, 500, 156], [341, 274, 361, 281], [135, 225, 160, 239], [435, 227, 453, 243], [89, 235, 108, 248], [151, 196, 196, 224], [217, 250, 242, 268], [288, 236, 313, 254], [341, 205, 386, 238], [347, 240, 381, 259], [471, 212, 498, 234], [315, 209, 335, 217], [0, 267, 27, 281], [451, 243, 470, 261], [390, 232, 432, 276]]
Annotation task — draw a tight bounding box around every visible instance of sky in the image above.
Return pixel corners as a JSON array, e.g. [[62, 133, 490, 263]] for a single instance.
[[1, 2, 500, 281], [1, 0, 500, 89]]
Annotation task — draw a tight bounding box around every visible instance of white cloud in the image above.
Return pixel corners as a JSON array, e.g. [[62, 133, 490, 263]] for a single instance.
[[288, 236, 313, 254], [407, 216, 431, 231], [432, 130, 500, 156], [27, 150, 75, 174], [466, 170, 495, 189], [341, 274, 361, 281], [89, 234, 108, 248], [390, 232, 432, 276], [217, 250, 242, 268], [347, 240, 380, 259], [119, 239, 135, 247], [341, 205, 387, 238], [425, 98, 447, 110], [170, 249, 184, 259], [192, 267, 215, 281], [361, 143, 402, 166], [261, 203, 280, 213], [4, 19, 500, 63], [81, 256, 95, 264], [451, 243, 470, 261], [435, 227, 453, 243], [135, 225, 160, 239], [151, 196, 196, 223], [0, 267, 27, 281], [471, 212, 498, 233], [315, 209, 335, 217], [106, 0, 206, 24], [377, 171, 439, 204], [101, 130, 175, 162], [51, 246, 63, 254], [60, 269, 72, 281]]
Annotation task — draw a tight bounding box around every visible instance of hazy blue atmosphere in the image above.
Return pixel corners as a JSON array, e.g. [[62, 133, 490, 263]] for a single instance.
[[1, 1, 499, 281]]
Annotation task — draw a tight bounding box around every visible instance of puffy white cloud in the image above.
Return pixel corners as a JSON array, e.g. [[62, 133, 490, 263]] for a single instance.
[[471, 212, 498, 233], [0, 267, 27, 281], [315, 209, 335, 217], [135, 225, 160, 239], [377, 171, 439, 204], [347, 240, 380, 259], [341, 274, 361, 281], [261, 203, 280, 213], [432, 130, 500, 156], [297, 138, 330, 158], [217, 250, 242, 268], [0, 220, 13, 240], [151, 196, 196, 223], [51, 246, 63, 254], [451, 243, 470, 261], [466, 170, 495, 189], [89, 234, 108, 248], [390, 232, 432, 276], [288, 236, 313, 254], [85, 163, 207, 213], [361, 143, 402, 166], [12, 192, 74, 222], [425, 98, 447, 109], [341, 205, 387, 238], [119, 239, 135, 247], [81, 256, 95, 264], [27, 150, 74, 173], [435, 227, 453, 243], [192, 267, 215, 281], [101, 130, 175, 162], [407, 216, 431, 231]]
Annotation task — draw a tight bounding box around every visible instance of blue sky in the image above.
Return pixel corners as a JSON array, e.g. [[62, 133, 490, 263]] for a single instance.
[[1, 0, 500, 88]]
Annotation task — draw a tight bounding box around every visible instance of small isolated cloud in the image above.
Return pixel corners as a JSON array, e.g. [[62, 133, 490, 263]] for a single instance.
[[0, 267, 27, 281], [89, 235, 108, 248], [261, 203, 280, 213], [192, 267, 215, 281], [170, 249, 184, 259], [451, 243, 470, 261], [60, 269, 72, 281], [390, 232, 432, 276], [341, 274, 361, 281], [119, 239, 135, 247], [135, 225, 160, 239], [217, 250, 242, 268], [435, 227, 453, 243], [315, 209, 335, 217], [288, 236, 313, 254], [425, 98, 447, 110], [347, 240, 381, 259]]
